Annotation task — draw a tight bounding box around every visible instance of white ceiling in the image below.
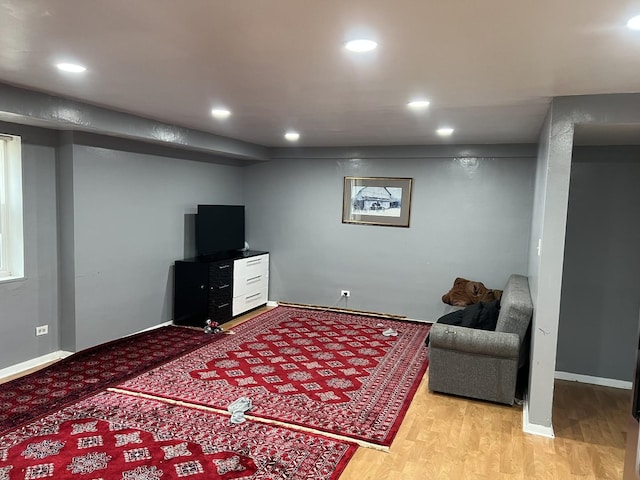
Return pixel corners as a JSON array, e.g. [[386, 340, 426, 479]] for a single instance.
[[1, 0, 640, 147]]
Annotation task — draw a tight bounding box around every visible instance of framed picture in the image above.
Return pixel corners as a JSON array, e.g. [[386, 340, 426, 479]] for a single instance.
[[342, 176, 413, 227]]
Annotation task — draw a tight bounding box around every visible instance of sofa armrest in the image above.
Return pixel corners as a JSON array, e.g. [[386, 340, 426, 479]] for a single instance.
[[429, 323, 519, 359]]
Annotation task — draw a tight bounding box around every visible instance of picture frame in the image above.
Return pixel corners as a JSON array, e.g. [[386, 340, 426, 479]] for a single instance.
[[342, 176, 413, 227]]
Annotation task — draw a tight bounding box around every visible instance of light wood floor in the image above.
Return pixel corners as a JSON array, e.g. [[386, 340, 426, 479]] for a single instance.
[[340, 374, 629, 480], [1, 307, 631, 480]]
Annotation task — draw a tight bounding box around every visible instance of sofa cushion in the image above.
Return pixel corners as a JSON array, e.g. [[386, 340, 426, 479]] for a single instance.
[[462, 299, 501, 330], [426, 299, 501, 346]]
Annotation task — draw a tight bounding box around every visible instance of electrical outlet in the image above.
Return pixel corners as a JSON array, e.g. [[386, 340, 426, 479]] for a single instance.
[[341, 290, 350, 297], [35, 325, 48, 336]]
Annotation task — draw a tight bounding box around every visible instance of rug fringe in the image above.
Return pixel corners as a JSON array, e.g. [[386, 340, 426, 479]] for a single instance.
[[277, 301, 405, 320], [108, 387, 390, 453]]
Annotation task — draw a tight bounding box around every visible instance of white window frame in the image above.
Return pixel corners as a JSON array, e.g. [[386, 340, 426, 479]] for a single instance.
[[0, 133, 24, 281]]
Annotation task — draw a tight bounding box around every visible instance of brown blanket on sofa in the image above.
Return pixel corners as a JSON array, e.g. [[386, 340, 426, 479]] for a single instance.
[[442, 277, 503, 307]]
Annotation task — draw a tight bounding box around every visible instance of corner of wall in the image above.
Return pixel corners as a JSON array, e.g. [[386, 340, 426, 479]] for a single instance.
[[522, 392, 555, 438]]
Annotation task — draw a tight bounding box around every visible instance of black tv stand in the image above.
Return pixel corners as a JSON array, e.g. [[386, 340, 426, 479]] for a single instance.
[[173, 250, 269, 328]]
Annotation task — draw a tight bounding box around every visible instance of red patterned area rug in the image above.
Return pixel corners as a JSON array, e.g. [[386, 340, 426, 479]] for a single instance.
[[116, 306, 431, 448], [0, 325, 215, 435], [0, 391, 356, 480]]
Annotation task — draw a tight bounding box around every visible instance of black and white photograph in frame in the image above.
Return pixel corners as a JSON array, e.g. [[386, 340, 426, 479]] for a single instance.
[[342, 176, 413, 227]]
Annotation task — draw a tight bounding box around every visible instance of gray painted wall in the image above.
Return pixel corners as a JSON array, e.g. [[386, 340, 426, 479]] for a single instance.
[[527, 93, 640, 433], [57, 132, 76, 352], [0, 122, 248, 369], [0, 140, 58, 369], [528, 112, 551, 307], [527, 110, 558, 431], [0, 82, 266, 370], [66, 143, 245, 351], [244, 149, 535, 320], [557, 146, 640, 381]]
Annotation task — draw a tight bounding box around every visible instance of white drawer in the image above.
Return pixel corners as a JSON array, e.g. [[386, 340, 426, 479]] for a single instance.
[[233, 271, 268, 297], [233, 287, 268, 316], [234, 254, 269, 279]]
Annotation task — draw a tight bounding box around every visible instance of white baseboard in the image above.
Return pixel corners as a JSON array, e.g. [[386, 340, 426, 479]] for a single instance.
[[522, 393, 555, 438], [555, 371, 632, 390], [266, 300, 278, 307], [0, 350, 73, 381], [131, 320, 173, 336]]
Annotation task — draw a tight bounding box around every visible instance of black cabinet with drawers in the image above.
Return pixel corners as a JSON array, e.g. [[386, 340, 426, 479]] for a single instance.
[[173, 250, 268, 328]]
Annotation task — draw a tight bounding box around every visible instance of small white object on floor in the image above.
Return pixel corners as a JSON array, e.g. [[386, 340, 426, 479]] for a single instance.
[[376, 323, 385, 327], [228, 396, 253, 424], [382, 328, 398, 337]]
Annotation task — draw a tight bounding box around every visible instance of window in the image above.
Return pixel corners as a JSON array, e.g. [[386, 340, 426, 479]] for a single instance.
[[0, 134, 24, 280]]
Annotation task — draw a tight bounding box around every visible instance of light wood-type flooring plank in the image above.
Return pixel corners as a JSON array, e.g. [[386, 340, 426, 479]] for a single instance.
[[340, 375, 629, 480]]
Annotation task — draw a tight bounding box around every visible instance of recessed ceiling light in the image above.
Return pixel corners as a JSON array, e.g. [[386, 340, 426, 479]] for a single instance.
[[407, 100, 431, 109], [437, 127, 454, 136], [211, 108, 231, 119], [627, 15, 640, 30], [344, 39, 378, 52], [56, 63, 86, 73], [284, 131, 300, 142]]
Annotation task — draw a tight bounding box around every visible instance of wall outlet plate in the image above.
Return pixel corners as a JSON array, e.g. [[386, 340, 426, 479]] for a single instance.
[[36, 325, 48, 336], [341, 290, 351, 297]]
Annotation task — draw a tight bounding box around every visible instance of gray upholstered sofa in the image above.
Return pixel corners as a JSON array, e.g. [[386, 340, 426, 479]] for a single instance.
[[428, 274, 533, 405]]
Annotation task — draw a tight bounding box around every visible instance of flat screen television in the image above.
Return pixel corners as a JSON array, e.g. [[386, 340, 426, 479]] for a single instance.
[[196, 205, 245, 258]]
